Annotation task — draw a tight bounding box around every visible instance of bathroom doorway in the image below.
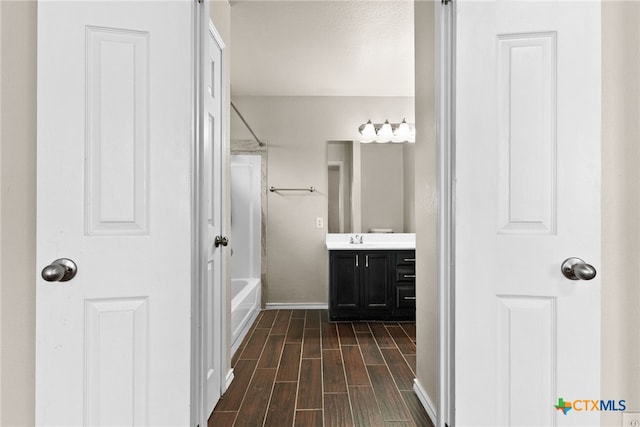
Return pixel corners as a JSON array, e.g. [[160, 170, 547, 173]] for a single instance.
[[228, 1, 436, 422]]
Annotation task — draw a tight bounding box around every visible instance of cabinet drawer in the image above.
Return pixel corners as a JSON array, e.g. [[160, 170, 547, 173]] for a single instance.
[[395, 267, 416, 282], [395, 251, 416, 266], [396, 286, 416, 309]]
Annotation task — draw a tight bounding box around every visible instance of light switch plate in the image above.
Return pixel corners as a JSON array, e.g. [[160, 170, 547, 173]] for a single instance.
[[623, 412, 640, 427]]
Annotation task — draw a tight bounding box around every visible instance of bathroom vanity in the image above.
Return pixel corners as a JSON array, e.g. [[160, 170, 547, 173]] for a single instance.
[[326, 234, 416, 321]]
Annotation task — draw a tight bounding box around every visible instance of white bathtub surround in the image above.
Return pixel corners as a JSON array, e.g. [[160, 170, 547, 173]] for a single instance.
[[230, 278, 261, 356], [225, 370, 235, 391], [230, 149, 268, 305], [231, 155, 262, 279], [230, 155, 263, 356], [325, 233, 416, 250]]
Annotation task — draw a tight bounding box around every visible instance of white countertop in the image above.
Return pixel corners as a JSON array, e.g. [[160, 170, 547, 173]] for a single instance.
[[326, 233, 416, 250]]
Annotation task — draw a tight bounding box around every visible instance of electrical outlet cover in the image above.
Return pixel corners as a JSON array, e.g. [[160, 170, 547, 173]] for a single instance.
[[623, 412, 640, 427]]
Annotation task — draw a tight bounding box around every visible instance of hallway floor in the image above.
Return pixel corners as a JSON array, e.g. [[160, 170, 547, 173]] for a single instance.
[[209, 309, 432, 427]]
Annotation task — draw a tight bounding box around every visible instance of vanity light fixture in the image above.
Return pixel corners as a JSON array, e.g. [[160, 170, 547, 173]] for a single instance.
[[358, 118, 415, 143]]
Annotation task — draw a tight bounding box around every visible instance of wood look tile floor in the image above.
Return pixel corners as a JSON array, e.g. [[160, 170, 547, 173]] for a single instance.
[[209, 309, 433, 427]]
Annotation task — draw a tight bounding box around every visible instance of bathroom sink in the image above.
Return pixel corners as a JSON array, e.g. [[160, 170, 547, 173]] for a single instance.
[[325, 233, 416, 250]]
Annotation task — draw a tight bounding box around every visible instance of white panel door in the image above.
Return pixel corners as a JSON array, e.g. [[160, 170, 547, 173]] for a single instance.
[[36, 1, 197, 425], [455, 1, 601, 426], [204, 23, 225, 415]]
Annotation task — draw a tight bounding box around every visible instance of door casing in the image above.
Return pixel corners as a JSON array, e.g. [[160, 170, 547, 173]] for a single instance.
[[435, 1, 455, 426]]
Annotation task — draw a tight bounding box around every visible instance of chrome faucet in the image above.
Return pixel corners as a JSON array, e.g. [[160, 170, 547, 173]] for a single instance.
[[350, 234, 364, 244]]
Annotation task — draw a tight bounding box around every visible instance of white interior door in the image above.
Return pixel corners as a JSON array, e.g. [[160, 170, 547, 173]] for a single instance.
[[36, 2, 197, 425], [204, 22, 225, 415], [455, 1, 601, 425]]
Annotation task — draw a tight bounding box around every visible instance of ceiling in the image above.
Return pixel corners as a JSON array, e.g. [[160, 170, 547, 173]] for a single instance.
[[229, 0, 415, 97]]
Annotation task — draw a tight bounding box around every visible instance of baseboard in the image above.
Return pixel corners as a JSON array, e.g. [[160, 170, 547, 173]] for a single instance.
[[224, 369, 235, 392], [265, 303, 328, 310], [413, 378, 437, 426]]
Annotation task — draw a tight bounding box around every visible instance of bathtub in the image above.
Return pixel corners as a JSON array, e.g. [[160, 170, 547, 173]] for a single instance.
[[230, 278, 261, 356]]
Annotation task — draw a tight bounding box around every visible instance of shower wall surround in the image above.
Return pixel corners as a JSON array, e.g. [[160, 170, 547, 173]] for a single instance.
[[231, 140, 267, 305]]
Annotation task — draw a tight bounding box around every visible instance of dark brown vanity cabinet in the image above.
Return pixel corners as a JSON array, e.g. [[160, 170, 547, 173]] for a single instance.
[[392, 251, 417, 318], [329, 250, 415, 320]]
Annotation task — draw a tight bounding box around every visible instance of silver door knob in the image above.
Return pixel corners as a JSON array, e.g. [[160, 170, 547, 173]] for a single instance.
[[41, 258, 78, 282], [561, 257, 596, 281]]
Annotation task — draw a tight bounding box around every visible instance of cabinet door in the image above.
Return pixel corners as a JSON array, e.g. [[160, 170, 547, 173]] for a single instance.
[[330, 252, 360, 310], [362, 252, 390, 309]]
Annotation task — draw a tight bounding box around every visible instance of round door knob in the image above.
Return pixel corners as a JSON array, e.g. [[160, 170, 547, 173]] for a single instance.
[[41, 258, 78, 282], [561, 257, 597, 281], [214, 236, 229, 247]]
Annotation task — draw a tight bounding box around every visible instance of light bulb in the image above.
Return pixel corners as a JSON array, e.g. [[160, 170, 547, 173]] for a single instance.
[[393, 118, 411, 142], [359, 120, 376, 139], [376, 120, 393, 143]]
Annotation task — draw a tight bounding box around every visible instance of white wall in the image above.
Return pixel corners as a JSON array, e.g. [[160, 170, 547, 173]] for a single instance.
[[230, 96, 414, 305]]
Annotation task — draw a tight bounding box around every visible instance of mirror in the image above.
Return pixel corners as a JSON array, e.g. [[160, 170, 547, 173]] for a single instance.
[[327, 140, 415, 234]]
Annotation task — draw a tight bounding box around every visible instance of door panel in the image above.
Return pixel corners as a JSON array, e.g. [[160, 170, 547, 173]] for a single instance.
[[455, 1, 601, 425], [36, 2, 196, 425], [204, 23, 224, 416]]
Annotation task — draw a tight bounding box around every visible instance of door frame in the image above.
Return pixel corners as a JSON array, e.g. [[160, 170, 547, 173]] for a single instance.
[[191, 5, 230, 426], [436, 1, 455, 427], [191, 1, 206, 424]]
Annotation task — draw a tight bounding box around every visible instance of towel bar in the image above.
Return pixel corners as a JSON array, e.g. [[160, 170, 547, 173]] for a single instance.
[[269, 186, 315, 193]]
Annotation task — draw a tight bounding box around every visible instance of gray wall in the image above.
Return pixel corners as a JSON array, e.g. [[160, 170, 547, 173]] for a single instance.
[[403, 144, 416, 233], [230, 96, 415, 305], [414, 0, 438, 408], [602, 0, 640, 422], [0, 2, 37, 424]]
